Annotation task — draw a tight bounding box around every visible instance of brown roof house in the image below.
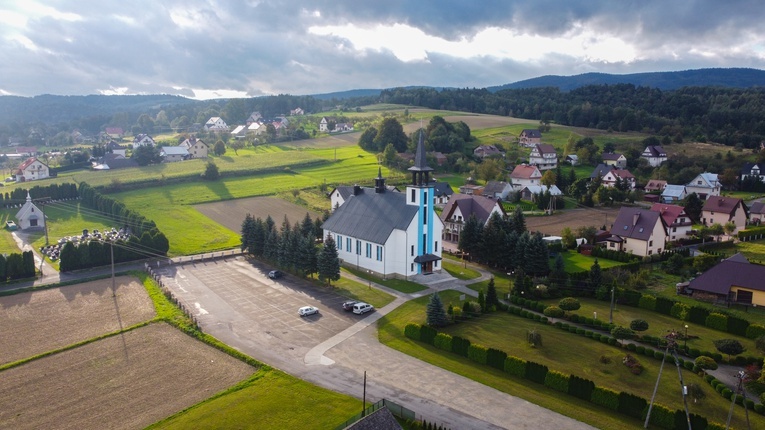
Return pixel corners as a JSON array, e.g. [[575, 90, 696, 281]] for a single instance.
[[701, 196, 748, 235], [650, 203, 693, 242], [749, 201, 765, 224], [483, 181, 513, 200], [644, 180, 668, 193], [474, 145, 503, 158], [608, 207, 667, 257], [687, 254, 765, 305], [179, 137, 209, 158], [15, 157, 50, 182], [440, 194, 505, 243], [528, 143, 557, 171], [519, 129, 542, 147], [601, 169, 636, 190], [509, 164, 542, 190]]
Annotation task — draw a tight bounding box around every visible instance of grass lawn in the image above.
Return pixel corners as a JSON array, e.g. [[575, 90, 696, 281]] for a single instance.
[[560, 250, 629, 272], [328, 274, 396, 309], [343, 267, 427, 294], [148, 368, 361, 430], [442, 261, 480, 280], [378, 290, 760, 429], [467, 271, 513, 297], [0, 211, 22, 254]]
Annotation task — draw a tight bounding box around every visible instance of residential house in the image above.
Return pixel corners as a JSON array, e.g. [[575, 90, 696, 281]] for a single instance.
[[483, 181, 513, 200], [528, 144, 557, 171], [15, 147, 37, 157], [458, 184, 484, 195], [602, 152, 627, 168], [509, 164, 542, 190], [749, 201, 765, 224], [247, 122, 265, 135], [105, 127, 124, 139], [431, 181, 454, 206], [160, 146, 189, 162], [519, 129, 542, 147], [15, 157, 49, 182], [601, 169, 636, 190], [473, 145, 503, 158], [290, 107, 304, 116], [92, 153, 138, 170], [590, 164, 615, 180], [431, 152, 447, 166], [650, 203, 693, 242], [741, 163, 765, 183], [15, 192, 45, 230], [204, 117, 229, 132], [106, 141, 127, 157], [230, 125, 248, 139], [132, 134, 156, 147], [644, 180, 668, 193], [565, 154, 578, 166], [179, 137, 209, 158], [641, 145, 667, 167], [246, 112, 262, 125], [608, 207, 668, 257], [334, 122, 354, 132], [521, 185, 563, 202], [322, 134, 443, 278], [686, 172, 721, 200], [687, 254, 765, 305], [319, 117, 329, 132], [440, 194, 505, 243], [661, 185, 687, 203], [701, 196, 748, 234]]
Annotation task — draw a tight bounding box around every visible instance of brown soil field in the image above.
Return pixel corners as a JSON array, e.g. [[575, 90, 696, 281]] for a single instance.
[[195, 196, 319, 233], [0, 323, 255, 430], [526, 207, 622, 236], [0, 276, 155, 365]]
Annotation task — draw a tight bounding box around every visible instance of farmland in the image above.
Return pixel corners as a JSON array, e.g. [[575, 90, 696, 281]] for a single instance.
[[195, 196, 320, 233], [526, 206, 621, 236]]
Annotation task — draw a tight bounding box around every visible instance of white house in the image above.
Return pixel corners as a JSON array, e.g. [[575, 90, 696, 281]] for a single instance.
[[650, 203, 693, 242], [741, 163, 765, 183], [230, 125, 247, 139], [440, 194, 505, 243], [528, 144, 557, 171], [319, 117, 329, 132], [132, 134, 156, 147], [607, 207, 668, 257], [520, 185, 563, 202], [685, 172, 721, 200], [602, 153, 627, 168], [323, 134, 443, 278], [15, 192, 45, 230], [179, 137, 209, 158], [661, 185, 687, 203], [483, 181, 513, 200], [204, 117, 229, 132], [509, 164, 542, 190], [246, 112, 262, 125], [290, 107, 304, 116], [601, 169, 636, 190], [160, 146, 189, 162], [15, 157, 50, 182], [641, 145, 667, 167]]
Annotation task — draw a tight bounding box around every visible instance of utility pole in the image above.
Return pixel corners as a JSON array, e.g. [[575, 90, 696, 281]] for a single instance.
[[609, 284, 616, 324], [644, 331, 692, 429], [361, 371, 367, 417], [726, 371, 751, 430]]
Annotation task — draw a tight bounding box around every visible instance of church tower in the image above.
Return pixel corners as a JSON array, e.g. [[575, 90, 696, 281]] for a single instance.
[[407, 132, 440, 274]]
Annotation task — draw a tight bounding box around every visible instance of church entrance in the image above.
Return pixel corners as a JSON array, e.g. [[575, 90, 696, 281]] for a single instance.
[[421, 261, 433, 274]]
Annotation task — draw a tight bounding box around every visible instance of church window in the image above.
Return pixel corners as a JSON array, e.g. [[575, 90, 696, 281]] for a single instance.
[[347, 237, 351, 251], [411, 189, 416, 202], [356, 240, 361, 255], [366, 243, 372, 258], [376, 246, 383, 261], [423, 211, 427, 224], [411, 245, 414, 256], [337, 235, 342, 250]]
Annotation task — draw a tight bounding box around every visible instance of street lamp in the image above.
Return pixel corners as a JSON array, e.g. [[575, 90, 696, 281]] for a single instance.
[[684, 324, 689, 348]]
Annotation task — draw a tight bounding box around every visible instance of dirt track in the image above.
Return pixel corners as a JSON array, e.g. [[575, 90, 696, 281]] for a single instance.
[[195, 196, 319, 233], [526, 207, 622, 236]]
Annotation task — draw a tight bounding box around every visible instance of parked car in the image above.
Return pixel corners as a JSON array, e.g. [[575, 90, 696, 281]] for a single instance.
[[298, 306, 319, 317], [342, 300, 358, 311], [268, 270, 283, 279], [5, 221, 17, 231], [352, 302, 374, 315]]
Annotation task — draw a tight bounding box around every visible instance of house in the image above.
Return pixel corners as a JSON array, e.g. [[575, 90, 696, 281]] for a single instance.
[[608, 207, 668, 257], [333, 122, 354, 132], [15, 146, 37, 157], [105, 127, 124, 139], [483, 181, 513, 200], [519, 129, 542, 147], [641, 145, 667, 167], [322, 134, 443, 279], [565, 154, 578, 166], [602, 152, 627, 168], [644, 180, 668, 193], [431, 181, 453, 205], [15, 192, 45, 230], [661, 185, 687, 203], [160, 146, 189, 162], [590, 164, 615, 180], [741, 163, 765, 183], [440, 194, 505, 243], [344, 407, 403, 430], [650, 203, 693, 242], [601, 169, 636, 190], [319, 117, 329, 132], [686, 254, 765, 305], [92, 153, 138, 170], [290, 107, 304, 116], [749, 201, 765, 224], [15, 157, 50, 182], [509, 164, 542, 190], [204, 117, 229, 132], [473, 145, 503, 158], [132, 134, 155, 147], [179, 137, 209, 158], [431, 152, 447, 166], [247, 122, 265, 135], [528, 144, 557, 171], [230, 125, 248, 139], [520, 185, 563, 202], [701, 196, 748, 234], [246, 112, 262, 125], [106, 141, 127, 157], [458, 184, 484, 195], [686, 172, 721, 200]]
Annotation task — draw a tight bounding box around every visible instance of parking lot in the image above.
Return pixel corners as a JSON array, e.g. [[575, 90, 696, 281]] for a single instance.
[[157, 256, 362, 363]]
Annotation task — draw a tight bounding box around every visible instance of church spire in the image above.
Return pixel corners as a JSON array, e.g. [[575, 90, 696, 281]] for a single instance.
[[374, 166, 386, 193], [407, 130, 433, 186]]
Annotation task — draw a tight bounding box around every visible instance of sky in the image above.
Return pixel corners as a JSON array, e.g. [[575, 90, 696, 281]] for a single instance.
[[1, 0, 764, 99]]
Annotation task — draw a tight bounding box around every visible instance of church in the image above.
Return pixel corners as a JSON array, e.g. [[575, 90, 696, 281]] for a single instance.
[[322, 133, 443, 279]]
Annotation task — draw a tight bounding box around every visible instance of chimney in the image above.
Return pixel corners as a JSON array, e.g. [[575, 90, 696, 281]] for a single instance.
[[633, 212, 640, 226], [353, 184, 361, 195]]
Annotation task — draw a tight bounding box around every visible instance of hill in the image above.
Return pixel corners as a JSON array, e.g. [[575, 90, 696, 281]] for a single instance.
[[489, 68, 765, 92]]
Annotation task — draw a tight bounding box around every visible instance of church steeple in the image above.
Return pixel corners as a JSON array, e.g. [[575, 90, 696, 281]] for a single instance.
[[374, 166, 386, 193], [407, 131, 433, 187]]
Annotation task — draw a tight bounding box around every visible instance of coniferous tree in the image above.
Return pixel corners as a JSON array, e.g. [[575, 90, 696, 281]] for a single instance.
[[0, 254, 7, 281], [318, 235, 341, 286], [478, 289, 486, 312], [458, 214, 482, 260], [550, 253, 567, 288], [426, 291, 449, 327], [514, 232, 530, 273], [301, 213, 313, 237], [22, 250, 35, 277], [480, 212, 504, 266], [265, 215, 275, 234], [486, 277, 499, 309], [512, 205, 526, 235], [251, 218, 266, 256], [312, 217, 324, 240], [525, 233, 550, 276], [589, 259, 602, 293], [302, 233, 318, 277], [264, 229, 279, 261], [504, 230, 519, 270], [241, 213, 255, 252]]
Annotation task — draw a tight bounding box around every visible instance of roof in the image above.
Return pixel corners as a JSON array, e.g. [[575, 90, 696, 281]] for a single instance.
[[688, 172, 719, 188], [441, 194, 503, 225], [602, 152, 624, 161], [105, 127, 123, 135], [645, 180, 667, 191], [345, 408, 403, 430], [408, 132, 433, 173], [590, 164, 615, 179], [431, 181, 453, 197], [483, 181, 511, 195], [17, 157, 43, 172], [533, 143, 556, 154], [610, 169, 635, 180], [179, 138, 207, 149], [322, 190, 419, 245], [650, 203, 686, 225], [565, 154, 578, 161], [611, 207, 665, 241], [642, 145, 666, 157], [750, 201, 765, 215], [688, 254, 765, 295], [522, 185, 563, 196], [133, 134, 154, 142], [509, 164, 541, 180], [161, 146, 189, 156], [474, 145, 502, 155], [741, 162, 765, 175], [702, 196, 744, 215], [231, 125, 246, 134], [520, 129, 542, 138], [661, 185, 686, 198], [102, 158, 138, 170]]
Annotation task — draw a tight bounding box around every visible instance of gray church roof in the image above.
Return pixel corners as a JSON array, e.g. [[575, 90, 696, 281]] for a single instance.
[[408, 131, 433, 173], [322, 191, 418, 245]]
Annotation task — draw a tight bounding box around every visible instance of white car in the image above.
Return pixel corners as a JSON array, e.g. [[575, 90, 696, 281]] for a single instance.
[[298, 306, 319, 317]]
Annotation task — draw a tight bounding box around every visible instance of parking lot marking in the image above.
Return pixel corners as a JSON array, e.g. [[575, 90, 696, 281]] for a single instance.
[[194, 302, 209, 315]]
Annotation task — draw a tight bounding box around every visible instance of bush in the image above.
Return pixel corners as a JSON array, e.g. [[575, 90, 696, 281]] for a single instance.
[[558, 297, 581, 311], [419, 325, 438, 344], [746, 324, 765, 339], [688, 305, 710, 325], [504, 356, 526, 377], [591, 386, 619, 411], [626, 343, 636, 351], [467, 344, 488, 364], [655, 296, 675, 315], [525, 361, 549, 384], [727, 315, 750, 337], [404, 323, 421, 340], [618, 391, 647, 419], [433, 333, 452, 352], [629, 319, 649, 332], [486, 348, 507, 370], [636, 345, 646, 354], [638, 295, 656, 311], [646, 403, 675, 430], [706, 313, 728, 331], [451, 336, 470, 357], [654, 351, 665, 360], [568, 375, 595, 400], [622, 354, 644, 375], [670, 303, 689, 320], [544, 370, 570, 393]]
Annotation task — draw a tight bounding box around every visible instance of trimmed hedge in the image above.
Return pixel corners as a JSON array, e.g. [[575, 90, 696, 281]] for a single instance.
[[568, 375, 595, 401], [486, 348, 507, 370], [433, 333, 453, 352], [420, 325, 438, 344], [467, 344, 488, 365], [705, 313, 728, 331], [404, 323, 421, 340], [451, 336, 471, 357], [727, 315, 750, 337], [504, 356, 526, 377], [618, 391, 647, 419], [591, 386, 619, 411], [646, 403, 675, 430], [655, 296, 675, 316], [670, 303, 689, 320], [638, 295, 656, 311], [543, 370, 569, 393], [745, 324, 765, 339], [525, 361, 549, 384], [688, 305, 710, 325]]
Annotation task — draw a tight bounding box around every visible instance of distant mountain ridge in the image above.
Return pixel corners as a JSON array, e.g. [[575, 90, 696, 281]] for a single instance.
[[487, 68, 765, 92]]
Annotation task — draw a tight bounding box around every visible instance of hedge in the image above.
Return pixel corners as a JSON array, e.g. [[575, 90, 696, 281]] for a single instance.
[[433, 333, 453, 352], [503, 356, 526, 377], [746, 324, 765, 339], [420, 325, 438, 345], [638, 295, 656, 311], [486, 348, 507, 370], [467, 344, 488, 365], [646, 403, 675, 430], [655, 296, 675, 316], [688, 305, 710, 325], [568, 375, 595, 401], [543, 370, 569, 393], [451, 336, 471, 357], [591, 386, 619, 411], [404, 323, 421, 340], [705, 313, 728, 332], [618, 391, 647, 419], [670, 303, 689, 320], [525, 361, 549, 384], [727, 315, 750, 337]]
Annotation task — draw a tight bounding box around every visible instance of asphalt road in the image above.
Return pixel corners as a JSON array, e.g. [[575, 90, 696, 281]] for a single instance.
[[155, 256, 595, 430]]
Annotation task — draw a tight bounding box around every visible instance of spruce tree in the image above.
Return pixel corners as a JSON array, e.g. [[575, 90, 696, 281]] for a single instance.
[[514, 231, 530, 273], [301, 212, 314, 237], [318, 235, 341, 286], [513, 205, 526, 235], [426, 291, 449, 327], [589, 259, 602, 292], [478, 289, 486, 312], [486, 276, 499, 309], [251, 218, 265, 256], [240, 213, 255, 252], [458, 214, 482, 260]]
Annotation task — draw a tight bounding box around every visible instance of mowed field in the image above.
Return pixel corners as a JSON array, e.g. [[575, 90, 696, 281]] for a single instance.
[[195, 196, 320, 233], [526, 206, 622, 236]]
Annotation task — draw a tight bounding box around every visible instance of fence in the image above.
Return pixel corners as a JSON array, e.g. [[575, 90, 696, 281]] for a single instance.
[[334, 399, 417, 430]]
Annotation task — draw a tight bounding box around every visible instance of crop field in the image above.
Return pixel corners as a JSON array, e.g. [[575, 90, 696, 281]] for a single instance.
[[526, 206, 621, 236], [0, 276, 155, 366], [196, 196, 320, 234], [0, 323, 255, 430]]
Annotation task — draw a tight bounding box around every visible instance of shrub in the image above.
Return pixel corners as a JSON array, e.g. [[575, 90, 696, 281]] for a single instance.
[[504, 356, 526, 377], [721, 388, 733, 399], [608, 337, 618, 346], [636, 345, 646, 354], [433, 333, 453, 352], [404, 323, 421, 340], [527, 330, 543, 347], [713, 338, 746, 358], [591, 387, 619, 411], [638, 295, 656, 311], [559, 297, 581, 312], [655, 296, 675, 315], [684, 361, 694, 370], [629, 319, 649, 332], [706, 313, 728, 331], [622, 354, 644, 375], [419, 325, 438, 345], [544, 370, 570, 393], [654, 351, 665, 360], [686, 413, 708, 430], [688, 305, 710, 325], [626, 343, 636, 351], [646, 403, 675, 430], [486, 348, 507, 370], [568, 375, 595, 400], [576, 328, 585, 335], [727, 315, 750, 337], [525, 361, 549, 384], [670, 303, 689, 320], [451, 336, 471, 357], [689, 348, 701, 358], [599, 355, 612, 364], [746, 324, 765, 339], [467, 344, 488, 364], [618, 391, 647, 419]]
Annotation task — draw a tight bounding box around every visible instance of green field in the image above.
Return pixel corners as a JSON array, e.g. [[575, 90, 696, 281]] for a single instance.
[[442, 261, 481, 280], [560, 250, 629, 272], [378, 290, 759, 429]]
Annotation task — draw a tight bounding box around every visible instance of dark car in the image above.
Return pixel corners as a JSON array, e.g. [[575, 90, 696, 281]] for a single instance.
[[268, 270, 283, 279], [342, 300, 358, 311]]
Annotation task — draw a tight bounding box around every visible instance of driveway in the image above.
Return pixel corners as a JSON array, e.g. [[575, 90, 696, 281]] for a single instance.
[[156, 257, 594, 430]]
